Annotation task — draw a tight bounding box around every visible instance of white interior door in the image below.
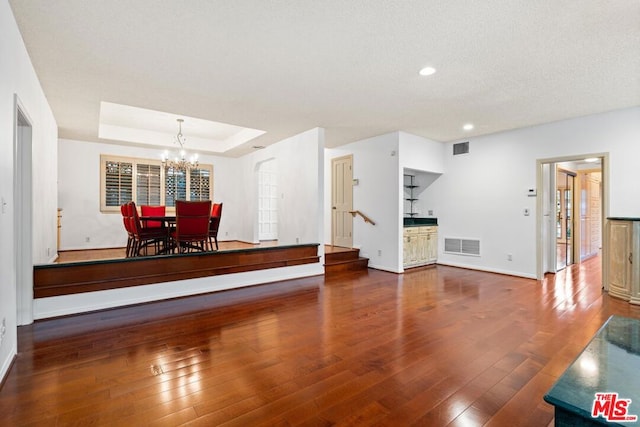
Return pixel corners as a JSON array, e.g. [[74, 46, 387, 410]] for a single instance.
[[258, 159, 278, 241], [331, 155, 353, 248]]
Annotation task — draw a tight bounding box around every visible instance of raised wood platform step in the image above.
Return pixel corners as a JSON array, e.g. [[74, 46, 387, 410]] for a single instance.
[[34, 244, 320, 298], [324, 246, 369, 274]]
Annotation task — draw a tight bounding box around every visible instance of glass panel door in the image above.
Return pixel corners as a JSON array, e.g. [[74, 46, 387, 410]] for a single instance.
[[556, 169, 576, 271]]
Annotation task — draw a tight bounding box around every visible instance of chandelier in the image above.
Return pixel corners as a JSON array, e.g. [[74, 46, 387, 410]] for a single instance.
[[161, 119, 199, 171]]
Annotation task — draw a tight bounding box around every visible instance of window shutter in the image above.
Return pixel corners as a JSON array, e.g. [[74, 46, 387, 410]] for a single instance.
[[165, 167, 187, 207], [104, 160, 133, 207], [189, 168, 211, 201], [136, 164, 161, 205]]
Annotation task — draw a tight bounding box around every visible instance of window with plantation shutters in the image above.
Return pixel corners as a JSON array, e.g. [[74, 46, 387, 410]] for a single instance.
[[101, 155, 213, 212]]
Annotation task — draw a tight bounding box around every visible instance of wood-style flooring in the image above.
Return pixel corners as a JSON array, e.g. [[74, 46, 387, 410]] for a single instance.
[[2, 255, 639, 426]]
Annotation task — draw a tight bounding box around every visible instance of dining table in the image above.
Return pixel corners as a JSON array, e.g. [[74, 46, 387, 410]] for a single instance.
[[140, 215, 176, 254]]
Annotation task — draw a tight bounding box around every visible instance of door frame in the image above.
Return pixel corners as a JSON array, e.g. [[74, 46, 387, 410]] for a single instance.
[[14, 94, 34, 326], [536, 153, 609, 283]]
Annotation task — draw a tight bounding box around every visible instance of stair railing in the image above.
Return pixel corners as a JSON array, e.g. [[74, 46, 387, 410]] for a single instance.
[[348, 210, 376, 225]]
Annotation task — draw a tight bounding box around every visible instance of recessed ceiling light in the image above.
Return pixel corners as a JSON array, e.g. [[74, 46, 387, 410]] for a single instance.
[[419, 67, 436, 76], [463, 123, 474, 131]]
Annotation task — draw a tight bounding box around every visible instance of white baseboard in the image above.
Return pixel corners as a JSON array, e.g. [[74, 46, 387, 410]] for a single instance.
[[367, 263, 402, 274], [0, 347, 16, 385], [435, 261, 537, 279]]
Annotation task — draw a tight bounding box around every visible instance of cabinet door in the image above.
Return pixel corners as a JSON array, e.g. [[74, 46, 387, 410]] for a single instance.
[[608, 221, 632, 299], [403, 235, 412, 266], [417, 233, 429, 263], [426, 232, 438, 262], [409, 236, 419, 265]]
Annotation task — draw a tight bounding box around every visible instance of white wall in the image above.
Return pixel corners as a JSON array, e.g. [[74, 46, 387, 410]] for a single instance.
[[238, 128, 325, 247], [399, 133, 446, 219], [435, 107, 640, 278], [58, 138, 240, 250], [324, 131, 446, 272], [398, 131, 446, 174], [323, 109, 639, 278], [0, 0, 58, 381], [59, 128, 325, 251], [325, 132, 401, 271]]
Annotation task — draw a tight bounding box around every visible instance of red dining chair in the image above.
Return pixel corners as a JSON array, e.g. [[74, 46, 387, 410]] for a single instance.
[[208, 203, 223, 251], [121, 203, 135, 257], [140, 205, 166, 229], [127, 201, 167, 256], [172, 200, 212, 253]]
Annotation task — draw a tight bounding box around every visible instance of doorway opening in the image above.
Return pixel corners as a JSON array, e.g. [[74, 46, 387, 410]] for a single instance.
[[14, 95, 34, 326], [537, 154, 607, 280]]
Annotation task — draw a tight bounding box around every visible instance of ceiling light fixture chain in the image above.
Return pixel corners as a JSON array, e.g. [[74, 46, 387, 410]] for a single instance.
[[162, 118, 199, 171]]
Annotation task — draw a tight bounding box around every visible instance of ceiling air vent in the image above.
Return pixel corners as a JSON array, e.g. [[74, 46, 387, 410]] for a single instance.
[[453, 141, 469, 155]]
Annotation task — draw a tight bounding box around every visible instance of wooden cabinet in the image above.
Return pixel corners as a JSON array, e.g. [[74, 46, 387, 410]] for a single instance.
[[403, 226, 437, 268], [605, 219, 640, 304]]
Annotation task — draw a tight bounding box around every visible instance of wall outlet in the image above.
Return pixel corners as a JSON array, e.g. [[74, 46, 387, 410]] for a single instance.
[[507, 254, 513, 261], [378, 249, 382, 256], [428, 210, 434, 216], [296, 237, 299, 244], [85, 236, 90, 243]]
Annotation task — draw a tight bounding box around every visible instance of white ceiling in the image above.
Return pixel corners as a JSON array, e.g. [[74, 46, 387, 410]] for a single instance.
[[98, 102, 265, 154], [9, 0, 640, 157]]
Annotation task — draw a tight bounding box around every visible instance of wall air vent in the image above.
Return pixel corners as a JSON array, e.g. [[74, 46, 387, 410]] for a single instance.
[[453, 141, 469, 155], [444, 238, 481, 256]]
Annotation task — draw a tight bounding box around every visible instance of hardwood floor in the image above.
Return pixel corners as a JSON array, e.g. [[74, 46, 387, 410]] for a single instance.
[[3, 256, 639, 426]]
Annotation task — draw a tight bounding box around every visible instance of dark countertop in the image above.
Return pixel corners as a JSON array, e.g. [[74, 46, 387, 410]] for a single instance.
[[608, 217, 640, 222], [543, 315, 640, 425], [403, 217, 437, 227]]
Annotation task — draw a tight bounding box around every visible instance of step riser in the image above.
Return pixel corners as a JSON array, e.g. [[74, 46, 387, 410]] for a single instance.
[[325, 251, 361, 263], [324, 258, 369, 274]]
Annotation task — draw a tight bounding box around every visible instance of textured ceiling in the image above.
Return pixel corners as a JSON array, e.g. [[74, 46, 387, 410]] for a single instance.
[[9, 0, 640, 156]]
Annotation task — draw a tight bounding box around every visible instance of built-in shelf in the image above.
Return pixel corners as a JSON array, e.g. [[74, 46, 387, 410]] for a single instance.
[[404, 174, 419, 217]]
